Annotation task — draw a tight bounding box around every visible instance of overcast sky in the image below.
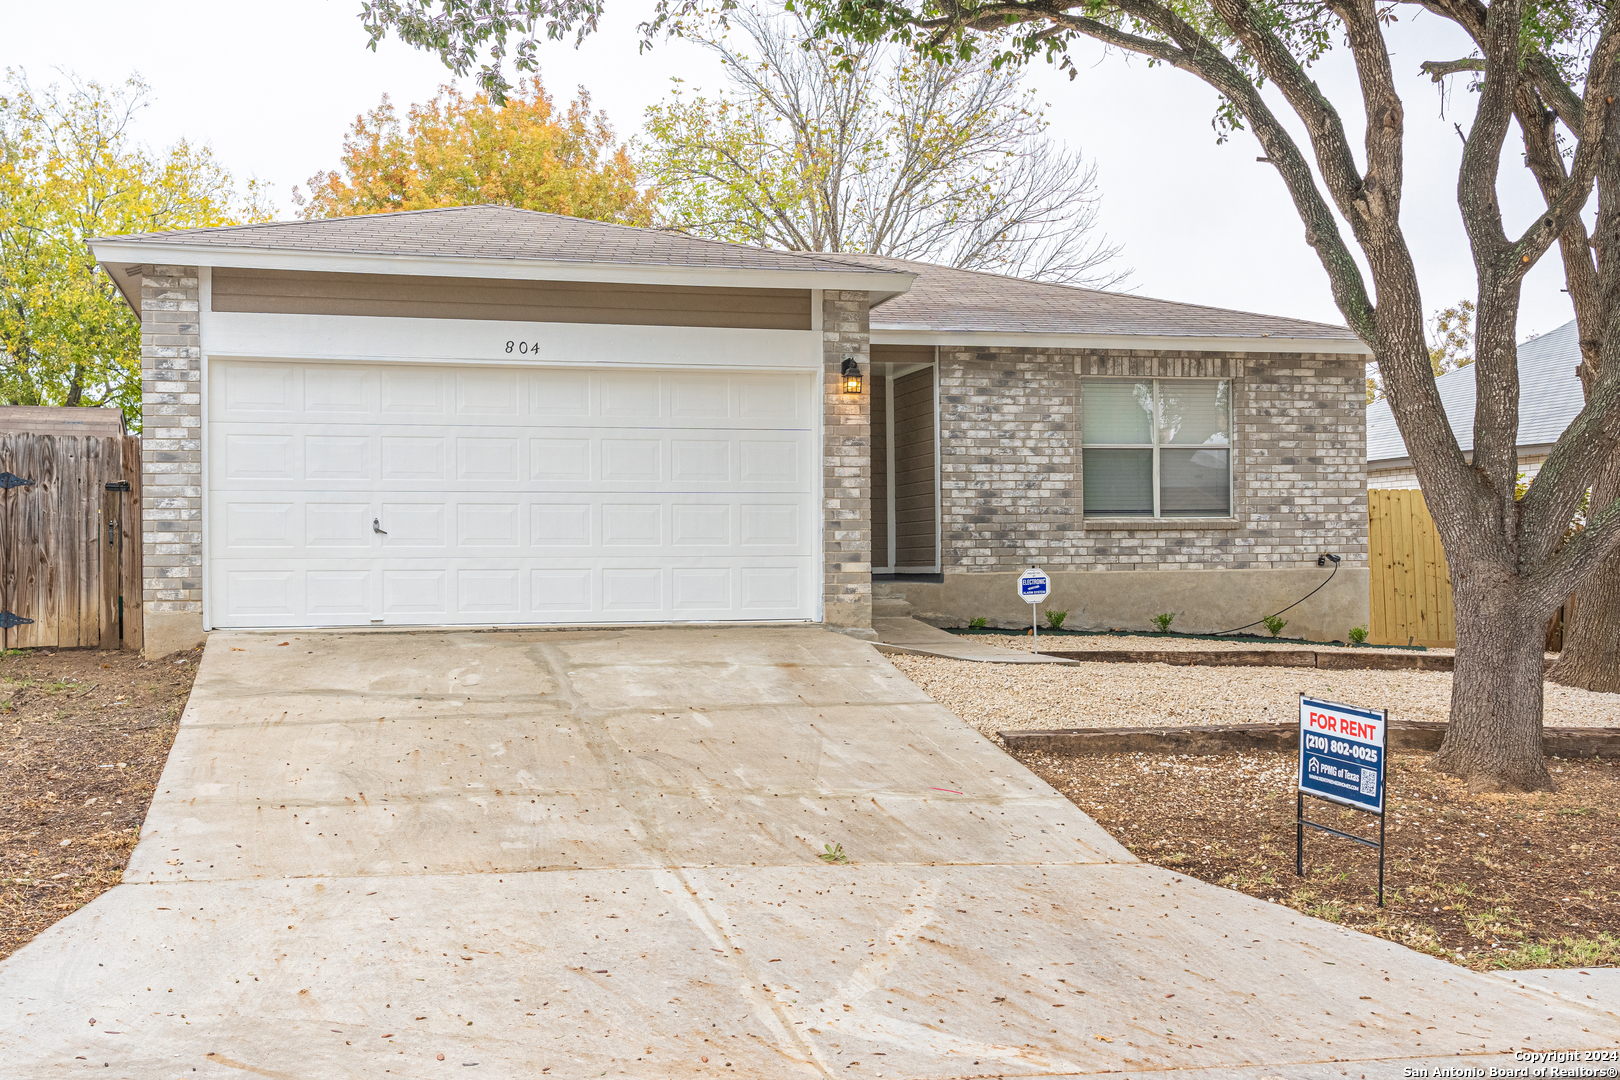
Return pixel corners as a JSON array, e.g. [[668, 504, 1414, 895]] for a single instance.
[[4, 0, 1587, 340]]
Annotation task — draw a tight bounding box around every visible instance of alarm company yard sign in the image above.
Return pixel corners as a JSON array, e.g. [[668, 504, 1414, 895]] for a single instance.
[[1297, 695, 1390, 905]]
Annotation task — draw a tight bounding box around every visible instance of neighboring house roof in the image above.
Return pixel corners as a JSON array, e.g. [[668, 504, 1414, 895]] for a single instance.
[[0, 405, 126, 437], [1366, 318, 1585, 466], [839, 253, 1364, 349]]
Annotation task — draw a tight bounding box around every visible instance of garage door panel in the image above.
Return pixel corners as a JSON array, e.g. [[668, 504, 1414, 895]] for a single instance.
[[218, 362, 297, 416], [672, 504, 730, 546], [209, 360, 818, 627], [457, 569, 522, 615], [305, 435, 370, 479], [528, 369, 591, 416], [601, 504, 663, 546], [382, 436, 448, 481], [380, 503, 446, 547], [601, 439, 661, 482], [304, 366, 373, 415], [225, 502, 295, 549], [306, 503, 370, 548], [456, 370, 522, 415], [669, 373, 732, 419], [456, 503, 522, 547], [738, 376, 803, 421], [600, 373, 661, 418], [456, 437, 522, 481], [671, 439, 729, 483], [215, 492, 818, 558], [223, 434, 297, 480], [307, 571, 371, 616], [531, 568, 593, 613], [383, 570, 448, 615], [740, 566, 802, 610], [531, 438, 591, 481], [381, 368, 448, 415], [672, 567, 731, 611]]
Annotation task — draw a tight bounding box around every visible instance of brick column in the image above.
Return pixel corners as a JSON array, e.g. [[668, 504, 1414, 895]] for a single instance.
[[821, 290, 873, 634], [139, 264, 206, 656]]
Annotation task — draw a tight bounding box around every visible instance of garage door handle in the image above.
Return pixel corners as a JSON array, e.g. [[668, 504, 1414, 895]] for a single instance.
[[373, 518, 388, 535]]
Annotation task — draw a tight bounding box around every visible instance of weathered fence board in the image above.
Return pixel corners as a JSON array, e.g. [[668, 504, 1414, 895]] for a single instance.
[[0, 433, 142, 651]]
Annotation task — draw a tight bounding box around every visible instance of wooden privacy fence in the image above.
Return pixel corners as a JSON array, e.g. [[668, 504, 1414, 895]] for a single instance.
[[0, 433, 142, 651], [1368, 488, 1456, 648]]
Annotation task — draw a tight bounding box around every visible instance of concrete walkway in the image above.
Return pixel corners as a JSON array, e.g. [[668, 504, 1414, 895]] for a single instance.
[[1, 626, 1614, 1078], [874, 616, 1077, 664]]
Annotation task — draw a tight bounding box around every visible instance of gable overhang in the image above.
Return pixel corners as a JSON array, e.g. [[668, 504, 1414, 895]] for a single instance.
[[88, 240, 917, 317], [871, 327, 1373, 356], [1369, 440, 1561, 473]]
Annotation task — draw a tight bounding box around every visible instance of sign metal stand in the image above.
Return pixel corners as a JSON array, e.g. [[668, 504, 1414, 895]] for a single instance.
[[1016, 568, 1050, 655], [1295, 694, 1390, 907]]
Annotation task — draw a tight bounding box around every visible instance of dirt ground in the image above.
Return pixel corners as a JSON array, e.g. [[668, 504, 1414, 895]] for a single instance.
[[1013, 747, 1620, 971], [0, 644, 199, 962]]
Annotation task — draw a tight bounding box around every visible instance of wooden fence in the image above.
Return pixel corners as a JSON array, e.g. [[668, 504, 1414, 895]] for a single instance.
[[1368, 488, 1456, 648], [0, 433, 142, 651]]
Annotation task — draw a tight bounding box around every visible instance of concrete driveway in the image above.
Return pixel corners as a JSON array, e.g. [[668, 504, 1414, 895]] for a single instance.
[[1, 625, 1615, 1077]]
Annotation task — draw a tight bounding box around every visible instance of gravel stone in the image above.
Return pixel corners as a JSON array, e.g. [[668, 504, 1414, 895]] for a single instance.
[[885, 650, 1620, 741]]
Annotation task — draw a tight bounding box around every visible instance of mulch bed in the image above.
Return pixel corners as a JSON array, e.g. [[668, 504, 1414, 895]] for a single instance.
[[0, 644, 200, 962], [1012, 748, 1620, 971]]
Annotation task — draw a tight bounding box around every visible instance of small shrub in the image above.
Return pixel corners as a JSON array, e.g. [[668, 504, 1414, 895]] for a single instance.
[[968, 616, 987, 630], [818, 843, 849, 864], [1263, 614, 1289, 638], [1045, 609, 1068, 630], [1348, 625, 1369, 645], [1152, 612, 1175, 634]]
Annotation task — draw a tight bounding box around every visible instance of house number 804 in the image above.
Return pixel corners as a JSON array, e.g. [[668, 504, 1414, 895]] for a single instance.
[[505, 340, 541, 355]]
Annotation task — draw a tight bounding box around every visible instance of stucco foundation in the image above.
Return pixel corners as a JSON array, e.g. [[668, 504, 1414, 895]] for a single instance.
[[142, 609, 206, 659], [886, 565, 1370, 642]]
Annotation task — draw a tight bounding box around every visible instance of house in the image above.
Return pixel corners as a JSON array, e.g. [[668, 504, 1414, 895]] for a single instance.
[[1366, 318, 1584, 488], [0, 405, 126, 437], [88, 205, 1371, 655]]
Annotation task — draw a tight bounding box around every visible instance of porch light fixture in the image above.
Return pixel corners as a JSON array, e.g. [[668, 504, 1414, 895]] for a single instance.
[[841, 356, 862, 395]]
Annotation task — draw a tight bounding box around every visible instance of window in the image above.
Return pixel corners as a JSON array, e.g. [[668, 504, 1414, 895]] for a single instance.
[[1081, 378, 1231, 518]]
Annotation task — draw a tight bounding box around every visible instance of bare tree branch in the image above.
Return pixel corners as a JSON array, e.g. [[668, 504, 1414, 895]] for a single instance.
[[1420, 57, 1485, 81]]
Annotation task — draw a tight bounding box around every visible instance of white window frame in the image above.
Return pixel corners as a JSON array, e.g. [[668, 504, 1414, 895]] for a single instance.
[[1081, 377, 1234, 520]]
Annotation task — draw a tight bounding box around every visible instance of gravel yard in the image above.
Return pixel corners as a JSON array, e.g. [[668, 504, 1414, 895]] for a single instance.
[[886, 650, 1620, 736], [956, 629, 1457, 656]]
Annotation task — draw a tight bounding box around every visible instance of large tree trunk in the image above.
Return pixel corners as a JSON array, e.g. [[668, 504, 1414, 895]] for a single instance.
[[1431, 563, 1556, 793], [1546, 461, 1620, 690]]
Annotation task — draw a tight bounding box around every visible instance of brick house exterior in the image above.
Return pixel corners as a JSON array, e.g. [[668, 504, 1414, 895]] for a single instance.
[[882, 347, 1367, 638], [93, 207, 1368, 651]]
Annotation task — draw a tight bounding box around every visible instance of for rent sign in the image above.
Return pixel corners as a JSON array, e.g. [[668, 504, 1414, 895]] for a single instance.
[[1298, 696, 1387, 814]]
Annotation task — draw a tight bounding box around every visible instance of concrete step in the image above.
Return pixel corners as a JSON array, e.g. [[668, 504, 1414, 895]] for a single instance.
[[873, 596, 915, 617]]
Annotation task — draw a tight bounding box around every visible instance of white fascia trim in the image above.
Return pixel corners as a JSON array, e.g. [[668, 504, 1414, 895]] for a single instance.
[[1368, 442, 1559, 472], [89, 241, 916, 293], [871, 327, 1373, 356], [205, 311, 824, 371]]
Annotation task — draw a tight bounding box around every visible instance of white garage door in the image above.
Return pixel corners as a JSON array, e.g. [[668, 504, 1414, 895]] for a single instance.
[[206, 360, 819, 627]]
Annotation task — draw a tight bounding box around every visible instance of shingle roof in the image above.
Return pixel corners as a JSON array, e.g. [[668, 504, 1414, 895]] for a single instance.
[[840, 253, 1361, 341], [1366, 318, 1584, 463], [90, 204, 898, 276], [92, 205, 1361, 342]]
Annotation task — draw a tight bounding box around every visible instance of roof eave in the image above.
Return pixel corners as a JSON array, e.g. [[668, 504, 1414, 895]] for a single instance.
[[87, 239, 917, 293], [871, 327, 1371, 356]]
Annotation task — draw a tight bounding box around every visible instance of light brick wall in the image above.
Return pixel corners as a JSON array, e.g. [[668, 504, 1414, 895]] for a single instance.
[[938, 347, 1367, 572], [139, 265, 204, 619], [822, 291, 872, 629]]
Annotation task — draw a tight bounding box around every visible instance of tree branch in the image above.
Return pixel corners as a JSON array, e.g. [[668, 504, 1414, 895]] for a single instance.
[[1420, 57, 1485, 82]]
